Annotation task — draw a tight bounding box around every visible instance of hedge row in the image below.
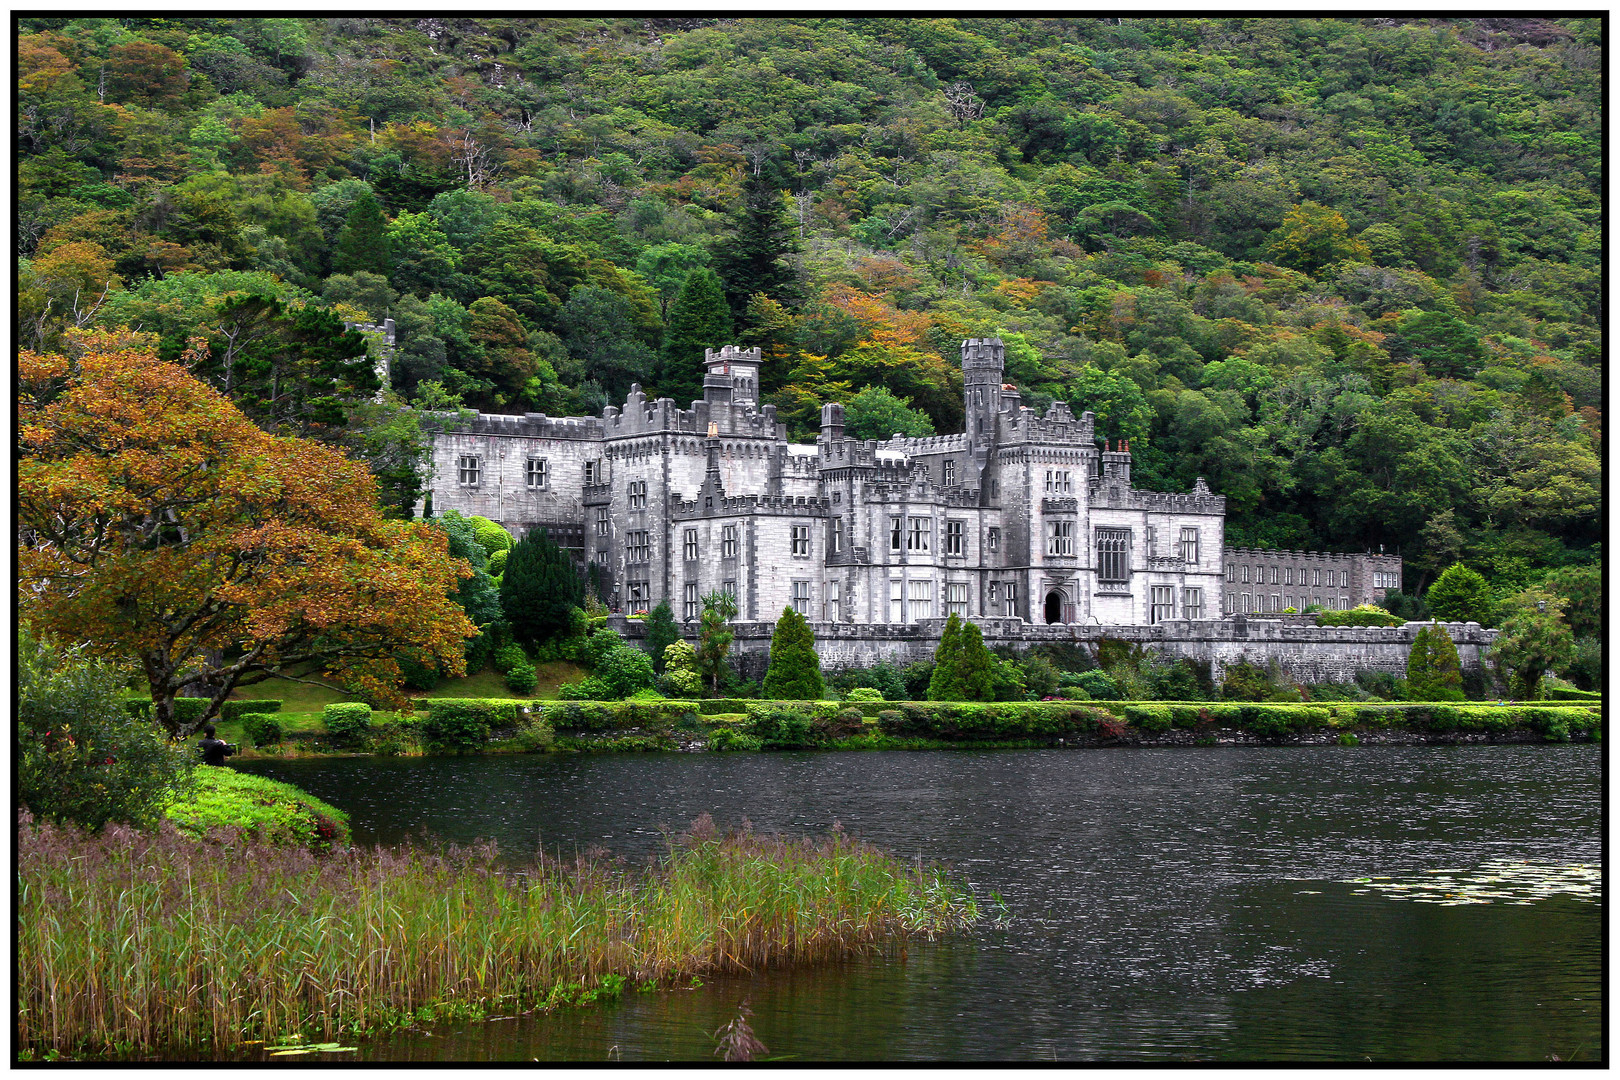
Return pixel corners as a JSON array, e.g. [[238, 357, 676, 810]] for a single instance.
[[531, 699, 1602, 742], [123, 698, 285, 722]]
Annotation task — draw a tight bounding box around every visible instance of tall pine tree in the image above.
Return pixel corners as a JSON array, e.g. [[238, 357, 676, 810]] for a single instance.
[[927, 613, 964, 701], [1406, 623, 1465, 701], [656, 267, 733, 403], [333, 191, 393, 277], [762, 605, 824, 700], [716, 170, 801, 324], [500, 528, 583, 646], [954, 621, 995, 702]]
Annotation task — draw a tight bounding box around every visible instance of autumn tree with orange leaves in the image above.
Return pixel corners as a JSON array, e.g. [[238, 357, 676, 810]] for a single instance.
[[18, 332, 476, 736]]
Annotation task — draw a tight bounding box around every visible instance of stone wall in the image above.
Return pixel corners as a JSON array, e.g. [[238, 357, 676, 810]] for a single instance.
[[611, 615, 1495, 685]]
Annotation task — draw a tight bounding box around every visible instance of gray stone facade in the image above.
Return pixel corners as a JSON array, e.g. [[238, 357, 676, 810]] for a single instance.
[[424, 336, 1431, 674], [1221, 546, 1404, 615]]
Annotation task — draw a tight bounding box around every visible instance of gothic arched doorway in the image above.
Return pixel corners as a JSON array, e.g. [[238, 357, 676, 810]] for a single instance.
[[1044, 590, 1063, 624]]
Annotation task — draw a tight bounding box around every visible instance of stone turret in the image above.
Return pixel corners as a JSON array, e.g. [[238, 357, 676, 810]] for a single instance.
[[703, 345, 762, 408], [962, 337, 1005, 478]]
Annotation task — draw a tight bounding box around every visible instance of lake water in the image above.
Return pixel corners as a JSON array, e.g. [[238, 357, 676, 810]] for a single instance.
[[237, 745, 1602, 1062]]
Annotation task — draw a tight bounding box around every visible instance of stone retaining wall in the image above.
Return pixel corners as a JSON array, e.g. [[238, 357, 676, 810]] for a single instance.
[[611, 615, 1495, 684]]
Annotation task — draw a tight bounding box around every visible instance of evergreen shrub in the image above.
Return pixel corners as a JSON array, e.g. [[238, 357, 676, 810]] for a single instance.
[[504, 662, 538, 695], [239, 713, 283, 747], [421, 700, 502, 751], [322, 702, 373, 744], [219, 699, 283, 720], [492, 642, 529, 674]]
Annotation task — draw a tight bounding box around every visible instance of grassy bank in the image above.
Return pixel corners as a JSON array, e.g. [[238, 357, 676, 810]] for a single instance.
[[16, 814, 983, 1060]]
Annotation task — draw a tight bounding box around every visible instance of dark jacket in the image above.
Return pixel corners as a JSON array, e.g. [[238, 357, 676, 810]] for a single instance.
[[198, 736, 235, 766]]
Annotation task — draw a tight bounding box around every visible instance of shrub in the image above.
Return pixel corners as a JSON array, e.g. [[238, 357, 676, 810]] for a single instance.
[[1407, 623, 1465, 701], [557, 676, 613, 700], [1426, 563, 1493, 625], [165, 769, 350, 853], [20, 629, 193, 831], [598, 645, 658, 699], [469, 515, 512, 557], [322, 702, 373, 744], [486, 547, 508, 576], [845, 686, 886, 703], [709, 727, 762, 751], [1220, 661, 1281, 702], [748, 707, 819, 750], [1019, 654, 1060, 700], [1123, 704, 1173, 732], [584, 628, 627, 670], [368, 716, 417, 756], [644, 600, 681, 673], [239, 713, 283, 747], [219, 700, 283, 720], [421, 700, 501, 752], [492, 642, 529, 674], [1317, 604, 1403, 627], [505, 662, 539, 695], [1075, 670, 1119, 701], [1546, 686, 1601, 702], [172, 698, 210, 727]]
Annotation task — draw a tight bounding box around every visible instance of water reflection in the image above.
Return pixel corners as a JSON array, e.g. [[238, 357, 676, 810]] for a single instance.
[[239, 745, 1601, 1062]]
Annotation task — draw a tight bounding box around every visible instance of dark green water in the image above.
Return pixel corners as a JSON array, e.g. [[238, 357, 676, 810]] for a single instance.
[[237, 745, 1602, 1063]]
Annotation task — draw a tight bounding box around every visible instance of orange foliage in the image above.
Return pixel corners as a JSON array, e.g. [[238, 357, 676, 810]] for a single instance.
[[992, 277, 1051, 307], [821, 284, 932, 349], [17, 337, 475, 734]]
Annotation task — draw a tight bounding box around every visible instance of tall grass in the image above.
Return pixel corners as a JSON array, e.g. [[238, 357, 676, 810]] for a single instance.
[[17, 812, 982, 1058]]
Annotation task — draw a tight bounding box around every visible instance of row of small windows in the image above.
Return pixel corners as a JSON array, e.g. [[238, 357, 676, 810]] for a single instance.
[[457, 456, 602, 488], [1225, 593, 1353, 614], [1227, 564, 1351, 588], [1147, 586, 1204, 623], [1372, 571, 1400, 589]]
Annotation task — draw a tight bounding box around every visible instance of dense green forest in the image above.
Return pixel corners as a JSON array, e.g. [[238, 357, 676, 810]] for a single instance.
[[16, 16, 1602, 612]]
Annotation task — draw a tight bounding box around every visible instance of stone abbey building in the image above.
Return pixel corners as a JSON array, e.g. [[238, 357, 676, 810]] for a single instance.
[[424, 338, 1404, 646]]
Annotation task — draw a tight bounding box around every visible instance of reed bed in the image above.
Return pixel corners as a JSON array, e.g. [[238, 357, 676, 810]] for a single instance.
[[16, 811, 983, 1059]]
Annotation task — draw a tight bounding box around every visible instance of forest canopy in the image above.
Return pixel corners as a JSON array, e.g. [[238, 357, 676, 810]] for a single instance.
[[16, 15, 1602, 606]]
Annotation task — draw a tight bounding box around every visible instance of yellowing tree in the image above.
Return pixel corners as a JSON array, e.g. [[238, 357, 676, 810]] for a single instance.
[[18, 332, 475, 735]]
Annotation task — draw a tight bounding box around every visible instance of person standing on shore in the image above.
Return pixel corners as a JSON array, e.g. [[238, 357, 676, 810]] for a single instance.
[[197, 724, 236, 766]]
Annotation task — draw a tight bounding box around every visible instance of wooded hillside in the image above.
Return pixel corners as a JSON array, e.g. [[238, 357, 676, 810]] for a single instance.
[[17, 16, 1601, 605]]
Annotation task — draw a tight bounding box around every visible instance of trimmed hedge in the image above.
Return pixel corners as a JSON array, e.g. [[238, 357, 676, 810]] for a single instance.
[[239, 713, 283, 747], [322, 702, 373, 744], [528, 698, 1601, 745], [419, 699, 522, 751], [220, 699, 283, 720], [1546, 687, 1601, 702]]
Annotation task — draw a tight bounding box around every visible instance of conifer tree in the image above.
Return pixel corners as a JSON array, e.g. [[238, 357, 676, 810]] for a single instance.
[[1406, 623, 1465, 701], [657, 267, 733, 403], [500, 528, 583, 646], [716, 170, 801, 323], [954, 621, 995, 701], [644, 599, 680, 673], [1425, 563, 1493, 626], [762, 605, 824, 700], [333, 191, 393, 277], [927, 613, 964, 701]]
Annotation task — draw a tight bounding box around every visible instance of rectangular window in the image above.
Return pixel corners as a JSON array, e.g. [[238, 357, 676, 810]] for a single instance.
[[1242, 592, 1252, 612], [1180, 527, 1199, 564], [628, 480, 647, 509], [1341, 596, 1350, 610], [1047, 520, 1075, 556], [987, 527, 1000, 552], [991, 479, 999, 499], [1149, 585, 1174, 624], [722, 525, 738, 558], [1227, 563, 1236, 582], [1044, 469, 1072, 494], [596, 507, 609, 536], [947, 582, 968, 617], [684, 583, 699, 621], [583, 461, 598, 485], [945, 520, 964, 555], [627, 530, 651, 562], [791, 524, 811, 557], [1313, 569, 1322, 586], [1241, 564, 1250, 584], [457, 455, 480, 486], [943, 460, 956, 486], [1285, 567, 1293, 585], [890, 516, 904, 553], [1267, 566, 1276, 585], [1340, 570, 1349, 587], [1285, 595, 1295, 611], [1225, 591, 1236, 614], [889, 580, 905, 623], [792, 580, 811, 615], [1272, 593, 1282, 612], [824, 581, 840, 622], [1005, 581, 1018, 614], [525, 457, 548, 489], [831, 516, 843, 553], [594, 549, 608, 566], [1145, 525, 1156, 554], [1313, 595, 1322, 609], [683, 528, 698, 562], [628, 581, 649, 613], [908, 516, 931, 552], [1096, 528, 1130, 580], [722, 579, 737, 600], [1184, 587, 1203, 620], [909, 580, 933, 621]]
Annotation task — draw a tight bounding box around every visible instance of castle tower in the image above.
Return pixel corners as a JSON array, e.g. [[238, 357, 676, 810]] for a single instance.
[[962, 337, 1005, 475], [703, 345, 762, 408]]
